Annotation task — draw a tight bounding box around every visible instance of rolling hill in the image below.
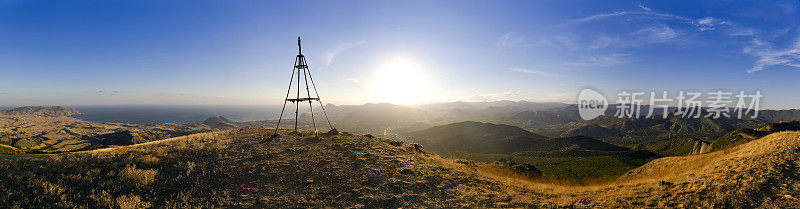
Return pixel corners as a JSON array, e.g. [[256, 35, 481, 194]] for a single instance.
[[0, 106, 81, 117], [404, 121, 650, 180], [0, 106, 214, 153], [405, 121, 628, 153], [404, 121, 548, 153], [711, 121, 800, 151], [559, 124, 621, 139], [610, 131, 800, 207], [201, 116, 239, 129], [405, 121, 627, 154]]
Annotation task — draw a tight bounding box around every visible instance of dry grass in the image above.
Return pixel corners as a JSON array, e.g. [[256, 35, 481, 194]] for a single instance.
[[0, 128, 798, 208], [115, 194, 151, 209], [119, 164, 157, 187], [410, 131, 800, 207]]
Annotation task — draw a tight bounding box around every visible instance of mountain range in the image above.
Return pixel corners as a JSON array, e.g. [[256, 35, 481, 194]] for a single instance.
[[405, 121, 626, 154], [279, 101, 800, 156]]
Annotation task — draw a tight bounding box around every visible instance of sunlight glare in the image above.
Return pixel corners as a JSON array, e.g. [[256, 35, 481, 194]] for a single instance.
[[370, 58, 433, 104]]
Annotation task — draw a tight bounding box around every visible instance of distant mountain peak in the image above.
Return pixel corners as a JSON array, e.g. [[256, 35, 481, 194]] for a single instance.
[[202, 116, 238, 129]]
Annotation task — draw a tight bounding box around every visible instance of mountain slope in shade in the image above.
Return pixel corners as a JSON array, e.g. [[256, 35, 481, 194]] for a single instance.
[[405, 121, 550, 153], [552, 135, 629, 151], [503, 108, 579, 130], [559, 123, 621, 139], [405, 121, 626, 153], [202, 116, 239, 129]]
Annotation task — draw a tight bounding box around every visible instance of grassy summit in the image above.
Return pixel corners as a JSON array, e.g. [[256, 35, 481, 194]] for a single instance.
[[0, 128, 519, 208], [2, 127, 798, 208]]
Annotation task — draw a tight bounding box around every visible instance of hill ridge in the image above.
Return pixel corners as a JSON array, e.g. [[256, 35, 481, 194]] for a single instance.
[[406, 121, 628, 153], [1, 106, 81, 117], [202, 116, 239, 129]]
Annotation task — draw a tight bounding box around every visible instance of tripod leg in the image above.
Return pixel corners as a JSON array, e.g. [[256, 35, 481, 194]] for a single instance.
[[301, 63, 318, 135], [295, 59, 300, 132], [306, 68, 335, 130], [274, 67, 296, 136]]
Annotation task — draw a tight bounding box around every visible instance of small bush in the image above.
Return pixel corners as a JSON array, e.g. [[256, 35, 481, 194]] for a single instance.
[[119, 164, 157, 187], [136, 155, 160, 165], [178, 161, 196, 175], [388, 140, 404, 147], [407, 143, 424, 153], [116, 194, 151, 209], [0, 145, 23, 155]]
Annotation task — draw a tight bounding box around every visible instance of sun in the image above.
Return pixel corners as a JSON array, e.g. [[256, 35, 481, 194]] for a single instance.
[[369, 58, 433, 104]]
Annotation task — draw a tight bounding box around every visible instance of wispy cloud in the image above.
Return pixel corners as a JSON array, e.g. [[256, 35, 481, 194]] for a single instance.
[[743, 37, 800, 73], [467, 90, 523, 102], [689, 16, 800, 73], [510, 67, 560, 76], [538, 34, 582, 50], [345, 77, 367, 83], [541, 4, 693, 55], [569, 4, 691, 24], [567, 54, 631, 67], [324, 41, 365, 65], [589, 36, 617, 49], [465, 91, 575, 103], [566, 5, 690, 48], [692, 17, 733, 31], [529, 93, 576, 103], [561, 4, 800, 73], [96, 90, 121, 95], [497, 32, 525, 48], [629, 24, 678, 43], [728, 28, 756, 36]]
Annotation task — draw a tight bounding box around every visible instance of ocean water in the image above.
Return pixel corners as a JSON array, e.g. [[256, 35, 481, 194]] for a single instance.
[[69, 105, 284, 124]]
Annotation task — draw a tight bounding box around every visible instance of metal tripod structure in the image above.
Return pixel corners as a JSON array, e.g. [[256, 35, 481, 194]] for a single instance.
[[274, 37, 334, 135]]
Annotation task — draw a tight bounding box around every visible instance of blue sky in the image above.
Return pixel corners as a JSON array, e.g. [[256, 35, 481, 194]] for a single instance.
[[0, 0, 799, 109]]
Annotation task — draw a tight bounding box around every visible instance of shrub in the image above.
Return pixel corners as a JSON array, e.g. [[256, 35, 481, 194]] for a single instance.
[[388, 140, 404, 147], [119, 164, 157, 187], [116, 194, 151, 209], [135, 155, 160, 165]]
